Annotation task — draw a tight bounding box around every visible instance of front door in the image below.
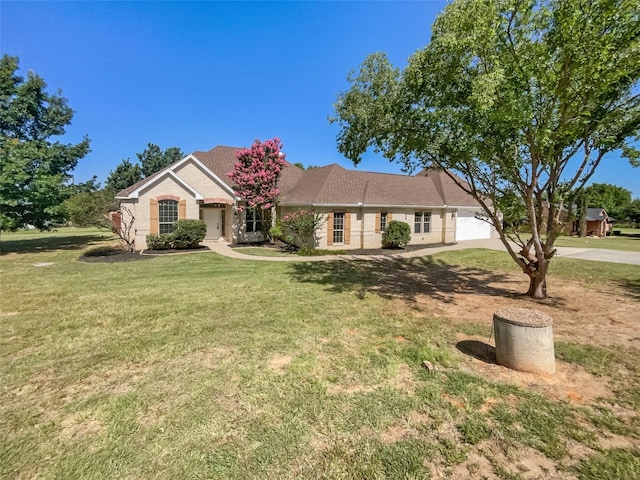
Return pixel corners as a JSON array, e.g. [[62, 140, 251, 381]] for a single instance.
[[202, 209, 221, 240]]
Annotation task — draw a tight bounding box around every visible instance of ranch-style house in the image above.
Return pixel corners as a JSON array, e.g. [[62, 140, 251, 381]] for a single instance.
[[115, 145, 498, 250]]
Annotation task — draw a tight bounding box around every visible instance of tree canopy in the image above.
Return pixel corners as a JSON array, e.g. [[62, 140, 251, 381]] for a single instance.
[[105, 159, 143, 192], [106, 144, 183, 192], [331, 0, 640, 298], [584, 183, 632, 220], [64, 188, 117, 228], [137, 143, 183, 177], [0, 54, 91, 230]]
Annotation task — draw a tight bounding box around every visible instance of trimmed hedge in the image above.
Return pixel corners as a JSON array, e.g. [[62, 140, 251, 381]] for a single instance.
[[146, 219, 206, 250]]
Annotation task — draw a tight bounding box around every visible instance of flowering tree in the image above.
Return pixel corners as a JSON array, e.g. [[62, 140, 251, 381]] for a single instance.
[[282, 208, 324, 250], [228, 138, 287, 235]]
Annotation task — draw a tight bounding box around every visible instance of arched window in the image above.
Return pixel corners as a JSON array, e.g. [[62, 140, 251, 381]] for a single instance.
[[158, 199, 178, 233]]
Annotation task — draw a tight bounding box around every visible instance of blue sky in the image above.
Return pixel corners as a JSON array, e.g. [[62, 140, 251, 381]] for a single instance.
[[2, 1, 639, 198]]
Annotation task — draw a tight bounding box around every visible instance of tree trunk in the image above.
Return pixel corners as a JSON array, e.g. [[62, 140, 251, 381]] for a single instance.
[[578, 194, 587, 237], [526, 273, 547, 299]]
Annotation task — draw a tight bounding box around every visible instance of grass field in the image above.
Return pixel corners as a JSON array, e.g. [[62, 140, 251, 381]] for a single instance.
[[552, 232, 640, 252], [1, 229, 638, 479]]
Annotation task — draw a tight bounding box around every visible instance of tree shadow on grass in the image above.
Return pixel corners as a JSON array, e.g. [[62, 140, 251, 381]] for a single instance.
[[288, 256, 534, 306], [0, 234, 109, 255], [617, 277, 640, 302]]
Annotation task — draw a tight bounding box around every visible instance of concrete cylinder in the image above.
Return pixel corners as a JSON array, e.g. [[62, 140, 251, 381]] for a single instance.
[[493, 308, 555, 374]]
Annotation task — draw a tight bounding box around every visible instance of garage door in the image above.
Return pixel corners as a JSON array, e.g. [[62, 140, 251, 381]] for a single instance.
[[455, 210, 491, 241]]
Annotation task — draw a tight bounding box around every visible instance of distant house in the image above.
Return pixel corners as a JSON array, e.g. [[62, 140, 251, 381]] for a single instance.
[[542, 202, 613, 237], [115, 145, 498, 250], [580, 208, 613, 237]]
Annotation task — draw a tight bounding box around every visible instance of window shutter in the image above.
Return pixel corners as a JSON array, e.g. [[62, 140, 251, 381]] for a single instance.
[[327, 212, 334, 246], [178, 199, 187, 219], [150, 199, 159, 235], [375, 212, 381, 233], [388, 213, 393, 222], [345, 213, 351, 245]]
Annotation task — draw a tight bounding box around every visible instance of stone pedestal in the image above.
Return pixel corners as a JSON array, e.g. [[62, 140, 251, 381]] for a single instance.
[[493, 308, 555, 374]]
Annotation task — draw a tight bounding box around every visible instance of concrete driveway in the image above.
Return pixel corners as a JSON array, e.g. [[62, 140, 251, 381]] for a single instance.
[[552, 247, 640, 266]]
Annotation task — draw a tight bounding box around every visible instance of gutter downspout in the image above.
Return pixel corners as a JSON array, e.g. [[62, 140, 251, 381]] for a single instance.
[[360, 181, 369, 249], [441, 206, 447, 243]]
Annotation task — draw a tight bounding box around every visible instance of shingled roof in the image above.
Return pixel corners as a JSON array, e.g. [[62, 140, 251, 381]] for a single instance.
[[116, 145, 304, 199], [281, 164, 480, 207], [117, 145, 481, 209]]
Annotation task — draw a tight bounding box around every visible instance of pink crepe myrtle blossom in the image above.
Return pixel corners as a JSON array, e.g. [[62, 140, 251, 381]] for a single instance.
[[228, 138, 287, 213]]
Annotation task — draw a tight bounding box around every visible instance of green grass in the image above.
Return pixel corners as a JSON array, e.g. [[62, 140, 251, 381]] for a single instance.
[[233, 246, 295, 257], [433, 248, 640, 295], [1, 229, 638, 479], [552, 232, 640, 251]]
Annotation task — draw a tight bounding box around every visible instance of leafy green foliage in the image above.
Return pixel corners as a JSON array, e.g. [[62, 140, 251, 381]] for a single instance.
[[268, 219, 284, 241], [137, 143, 183, 177], [627, 198, 640, 224], [0, 55, 90, 230], [584, 183, 632, 220], [145, 233, 173, 250], [282, 208, 324, 249], [171, 219, 206, 248], [64, 189, 117, 228], [382, 220, 411, 248], [105, 144, 183, 192], [146, 220, 206, 250], [105, 159, 143, 192], [331, 0, 640, 298]]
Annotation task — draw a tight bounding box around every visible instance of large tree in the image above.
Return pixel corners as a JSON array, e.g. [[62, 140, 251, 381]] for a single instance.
[[227, 138, 287, 235], [137, 143, 183, 177], [106, 143, 183, 192], [0, 55, 91, 230], [584, 183, 632, 220], [105, 159, 143, 192], [331, 0, 640, 298]]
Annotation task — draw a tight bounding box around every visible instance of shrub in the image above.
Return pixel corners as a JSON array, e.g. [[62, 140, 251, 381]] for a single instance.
[[282, 208, 324, 250], [269, 220, 284, 241], [171, 220, 206, 248], [146, 233, 173, 250], [382, 220, 411, 248]]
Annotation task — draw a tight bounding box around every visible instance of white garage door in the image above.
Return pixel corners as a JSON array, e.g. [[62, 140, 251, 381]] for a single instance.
[[455, 210, 492, 241]]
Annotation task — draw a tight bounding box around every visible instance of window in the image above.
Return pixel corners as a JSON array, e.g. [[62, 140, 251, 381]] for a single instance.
[[380, 212, 388, 232], [246, 208, 262, 233], [159, 199, 178, 233], [333, 212, 344, 243], [415, 212, 431, 233]]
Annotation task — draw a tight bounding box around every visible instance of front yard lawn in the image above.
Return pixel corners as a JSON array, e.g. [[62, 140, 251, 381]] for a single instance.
[[551, 232, 640, 252], [1, 229, 638, 479]]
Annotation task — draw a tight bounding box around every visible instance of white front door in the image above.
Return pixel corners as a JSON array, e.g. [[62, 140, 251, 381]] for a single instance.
[[203, 209, 221, 240]]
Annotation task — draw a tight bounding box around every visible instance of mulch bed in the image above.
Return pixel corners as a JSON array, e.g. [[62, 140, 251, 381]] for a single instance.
[[79, 249, 153, 263], [79, 245, 211, 263]]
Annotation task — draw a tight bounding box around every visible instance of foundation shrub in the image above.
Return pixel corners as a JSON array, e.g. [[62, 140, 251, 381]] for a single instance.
[[382, 220, 411, 248]]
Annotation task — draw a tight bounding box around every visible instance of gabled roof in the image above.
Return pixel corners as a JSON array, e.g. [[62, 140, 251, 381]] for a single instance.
[[116, 145, 304, 200], [585, 207, 610, 222], [116, 144, 481, 209]]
